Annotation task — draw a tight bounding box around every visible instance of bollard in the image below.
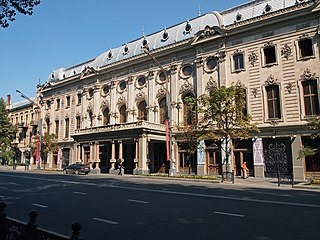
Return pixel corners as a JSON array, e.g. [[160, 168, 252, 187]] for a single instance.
[[0, 202, 7, 240], [25, 210, 39, 240], [70, 222, 82, 240]]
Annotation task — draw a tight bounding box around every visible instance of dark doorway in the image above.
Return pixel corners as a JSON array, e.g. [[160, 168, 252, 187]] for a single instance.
[[150, 142, 167, 173], [233, 140, 254, 176], [100, 143, 111, 173]]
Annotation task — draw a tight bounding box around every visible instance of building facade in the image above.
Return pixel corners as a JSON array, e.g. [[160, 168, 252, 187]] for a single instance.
[[11, 0, 320, 180], [6, 95, 39, 166]]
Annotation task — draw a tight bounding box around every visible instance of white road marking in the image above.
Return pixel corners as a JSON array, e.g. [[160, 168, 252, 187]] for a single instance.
[[214, 211, 245, 218], [93, 217, 118, 225], [0, 195, 5, 197], [73, 191, 87, 195], [1, 173, 320, 209], [0, 187, 8, 190], [128, 199, 149, 204], [32, 203, 48, 208]]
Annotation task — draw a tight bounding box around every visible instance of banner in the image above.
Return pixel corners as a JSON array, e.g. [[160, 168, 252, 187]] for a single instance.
[[35, 137, 40, 164], [166, 119, 170, 161]]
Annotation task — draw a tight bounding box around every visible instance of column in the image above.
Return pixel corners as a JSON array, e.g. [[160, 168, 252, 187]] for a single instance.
[[89, 142, 94, 169], [81, 145, 85, 163], [291, 135, 304, 180], [136, 134, 150, 174], [119, 140, 123, 161], [133, 139, 139, 174], [109, 140, 117, 174]]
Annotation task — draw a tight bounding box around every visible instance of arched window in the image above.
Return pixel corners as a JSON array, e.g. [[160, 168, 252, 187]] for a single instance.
[[88, 112, 93, 127], [183, 93, 195, 125], [138, 101, 147, 121], [45, 118, 50, 134], [103, 108, 110, 125], [159, 98, 167, 124], [119, 105, 127, 124]]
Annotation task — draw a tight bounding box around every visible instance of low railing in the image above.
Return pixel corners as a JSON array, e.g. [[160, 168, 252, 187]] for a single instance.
[[0, 202, 82, 240], [221, 171, 235, 184]]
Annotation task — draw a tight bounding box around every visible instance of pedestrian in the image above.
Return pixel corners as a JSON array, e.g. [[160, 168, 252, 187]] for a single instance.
[[118, 160, 124, 175], [241, 161, 248, 179]]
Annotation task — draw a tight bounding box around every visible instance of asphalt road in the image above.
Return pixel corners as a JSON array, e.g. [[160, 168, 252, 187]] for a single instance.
[[0, 171, 319, 240]]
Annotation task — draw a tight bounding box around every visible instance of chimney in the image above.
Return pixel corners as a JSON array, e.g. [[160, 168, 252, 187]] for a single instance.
[[6, 94, 12, 110], [7, 94, 11, 105]]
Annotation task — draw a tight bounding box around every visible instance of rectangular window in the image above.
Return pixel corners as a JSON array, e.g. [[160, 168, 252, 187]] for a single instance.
[[266, 85, 281, 119], [264, 46, 276, 65], [76, 116, 81, 130], [77, 94, 82, 105], [65, 118, 69, 138], [56, 99, 60, 110], [298, 38, 313, 58], [66, 96, 71, 107], [55, 120, 59, 137], [233, 54, 244, 71], [302, 80, 319, 116]]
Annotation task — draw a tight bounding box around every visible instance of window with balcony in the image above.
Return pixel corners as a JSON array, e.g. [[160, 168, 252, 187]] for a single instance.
[[76, 116, 81, 130], [77, 93, 82, 105], [56, 99, 60, 110], [119, 105, 127, 124], [183, 93, 195, 125], [138, 101, 147, 121], [66, 96, 71, 108], [159, 98, 167, 124], [65, 118, 69, 138], [103, 108, 110, 125], [55, 120, 59, 137]]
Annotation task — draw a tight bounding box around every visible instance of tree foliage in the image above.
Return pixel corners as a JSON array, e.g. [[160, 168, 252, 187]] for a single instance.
[[41, 133, 58, 161], [0, 97, 17, 160], [306, 116, 320, 138], [0, 0, 40, 28], [185, 82, 259, 171]]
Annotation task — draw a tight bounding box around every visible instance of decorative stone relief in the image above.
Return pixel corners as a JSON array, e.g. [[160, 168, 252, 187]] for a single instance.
[[101, 100, 110, 108], [87, 104, 92, 112], [195, 57, 203, 68], [179, 82, 193, 95], [248, 51, 258, 66], [285, 82, 293, 93], [199, 25, 216, 39], [117, 96, 127, 106], [252, 87, 258, 98], [156, 88, 167, 99], [301, 68, 316, 80], [265, 74, 279, 85], [135, 92, 147, 103], [205, 76, 218, 91], [281, 44, 292, 59]]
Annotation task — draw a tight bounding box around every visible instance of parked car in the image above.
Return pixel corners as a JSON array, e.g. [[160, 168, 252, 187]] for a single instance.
[[63, 163, 90, 175]]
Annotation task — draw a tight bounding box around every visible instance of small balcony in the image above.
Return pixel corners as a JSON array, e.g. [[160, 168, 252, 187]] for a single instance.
[[17, 122, 26, 128], [30, 120, 38, 126]]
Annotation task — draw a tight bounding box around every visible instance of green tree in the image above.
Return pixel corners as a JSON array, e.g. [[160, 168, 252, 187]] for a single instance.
[[186, 82, 259, 172], [0, 97, 17, 163], [306, 116, 320, 138], [41, 133, 58, 168], [0, 0, 40, 28]]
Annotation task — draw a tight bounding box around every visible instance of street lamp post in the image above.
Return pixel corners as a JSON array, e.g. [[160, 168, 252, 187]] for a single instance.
[[16, 89, 42, 170], [142, 45, 174, 176]]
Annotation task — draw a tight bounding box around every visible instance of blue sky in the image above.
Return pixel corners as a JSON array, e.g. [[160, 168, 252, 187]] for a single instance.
[[0, 0, 247, 103]]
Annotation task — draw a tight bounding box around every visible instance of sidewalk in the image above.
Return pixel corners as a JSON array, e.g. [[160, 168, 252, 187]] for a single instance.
[[1, 165, 319, 191]]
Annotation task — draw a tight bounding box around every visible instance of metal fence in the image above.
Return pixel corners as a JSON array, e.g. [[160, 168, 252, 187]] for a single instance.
[[0, 202, 82, 240]]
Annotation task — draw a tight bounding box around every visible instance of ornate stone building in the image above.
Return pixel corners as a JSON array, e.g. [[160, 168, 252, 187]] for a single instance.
[[23, 0, 320, 180], [6, 95, 39, 165]]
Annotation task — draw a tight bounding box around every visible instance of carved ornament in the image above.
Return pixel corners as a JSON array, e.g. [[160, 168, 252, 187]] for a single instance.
[[265, 75, 279, 85], [281, 44, 292, 59]]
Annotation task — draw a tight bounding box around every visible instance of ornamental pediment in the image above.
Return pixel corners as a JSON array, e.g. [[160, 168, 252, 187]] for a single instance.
[[80, 66, 98, 79], [191, 26, 225, 45]]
